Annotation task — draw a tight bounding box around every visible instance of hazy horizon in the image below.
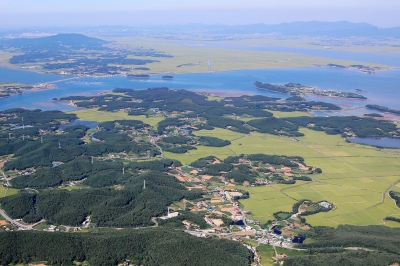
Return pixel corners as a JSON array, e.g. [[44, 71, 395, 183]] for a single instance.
[[0, 0, 399, 28]]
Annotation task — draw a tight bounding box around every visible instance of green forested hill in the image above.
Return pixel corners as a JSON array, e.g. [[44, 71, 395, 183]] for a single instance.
[[0, 171, 201, 226], [0, 229, 253, 266]]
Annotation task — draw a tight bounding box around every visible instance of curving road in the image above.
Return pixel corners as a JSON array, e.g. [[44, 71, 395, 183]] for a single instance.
[[0, 208, 45, 230]]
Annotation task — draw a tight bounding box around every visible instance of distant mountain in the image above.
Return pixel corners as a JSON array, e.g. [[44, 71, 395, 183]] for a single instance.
[[77, 21, 399, 38], [1, 22, 400, 39], [0, 33, 108, 51], [209, 21, 400, 38]]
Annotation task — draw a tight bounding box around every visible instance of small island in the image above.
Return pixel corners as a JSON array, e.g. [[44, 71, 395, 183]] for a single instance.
[[127, 74, 150, 78], [254, 81, 367, 99], [366, 104, 400, 116], [326, 63, 380, 74]]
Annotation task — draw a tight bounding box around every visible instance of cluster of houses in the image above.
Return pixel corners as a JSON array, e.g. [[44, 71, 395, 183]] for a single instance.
[[16, 168, 36, 176], [256, 228, 294, 248], [171, 157, 314, 189], [210, 188, 244, 202]]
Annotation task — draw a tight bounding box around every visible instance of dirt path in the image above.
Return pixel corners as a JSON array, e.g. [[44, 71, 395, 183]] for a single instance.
[[0, 169, 11, 187], [151, 140, 165, 159], [151, 217, 159, 227]]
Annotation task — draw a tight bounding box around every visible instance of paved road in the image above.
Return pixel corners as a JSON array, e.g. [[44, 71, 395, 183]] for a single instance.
[[0, 208, 45, 230], [0, 169, 11, 187], [151, 139, 165, 159]]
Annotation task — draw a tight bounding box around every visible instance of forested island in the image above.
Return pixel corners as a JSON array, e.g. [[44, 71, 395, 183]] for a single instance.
[[255, 81, 367, 99], [326, 63, 381, 74], [366, 104, 400, 116], [127, 74, 151, 78]]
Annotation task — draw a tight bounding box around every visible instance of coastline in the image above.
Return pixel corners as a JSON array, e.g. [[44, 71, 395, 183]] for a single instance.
[[1, 66, 400, 113], [0, 62, 396, 78], [2, 84, 57, 97], [255, 84, 369, 101]]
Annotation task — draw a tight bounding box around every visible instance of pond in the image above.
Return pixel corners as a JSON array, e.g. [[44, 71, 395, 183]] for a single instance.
[[292, 236, 306, 244], [350, 137, 400, 148], [58, 120, 99, 131]]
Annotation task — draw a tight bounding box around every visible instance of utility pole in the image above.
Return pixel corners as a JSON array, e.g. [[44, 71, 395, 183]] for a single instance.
[[59, 142, 61, 149], [91, 156, 94, 164], [41, 136, 43, 144], [8, 133, 11, 140], [143, 180, 146, 189], [122, 167, 125, 175], [23, 134, 25, 141]]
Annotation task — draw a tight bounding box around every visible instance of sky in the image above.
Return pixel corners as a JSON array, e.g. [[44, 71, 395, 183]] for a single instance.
[[0, 0, 399, 28]]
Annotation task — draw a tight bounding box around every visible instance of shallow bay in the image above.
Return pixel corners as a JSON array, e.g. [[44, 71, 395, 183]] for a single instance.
[[0, 67, 399, 112]]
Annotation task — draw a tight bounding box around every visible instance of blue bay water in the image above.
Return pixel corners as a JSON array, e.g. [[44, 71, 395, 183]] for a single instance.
[[1, 67, 400, 112]]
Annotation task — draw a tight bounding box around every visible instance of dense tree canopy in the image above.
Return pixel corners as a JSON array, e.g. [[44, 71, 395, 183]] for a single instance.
[[2, 171, 202, 227], [0, 229, 253, 266]]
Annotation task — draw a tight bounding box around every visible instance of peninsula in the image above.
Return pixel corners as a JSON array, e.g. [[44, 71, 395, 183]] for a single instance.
[[254, 81, 367, 99]]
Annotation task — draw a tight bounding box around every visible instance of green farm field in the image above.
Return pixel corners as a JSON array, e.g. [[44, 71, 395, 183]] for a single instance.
[[69, 109, 165, 127], [0, 52, 13, 66], [171, 127, 400, 227], [0, 186, 18, 198], [269, 110, 312, 118], [257, 244, 276, 266], [106, 37, 389, 74], [0, 82, 24, 87], [219, 37, 400, 55]]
